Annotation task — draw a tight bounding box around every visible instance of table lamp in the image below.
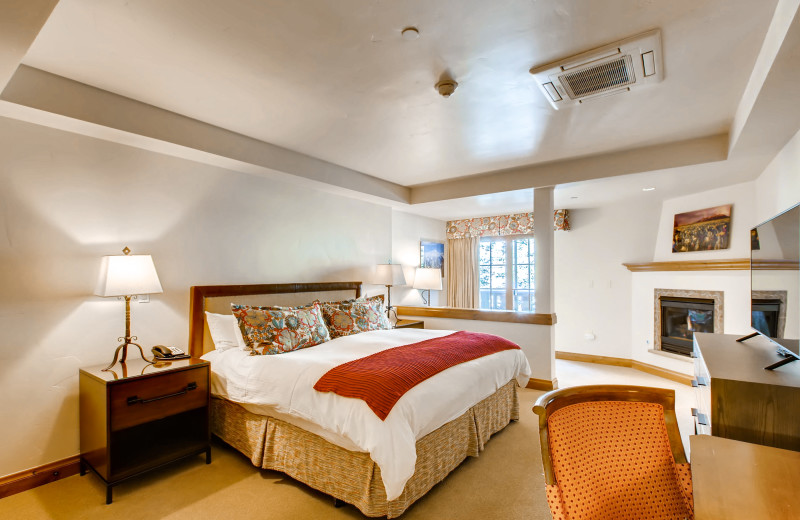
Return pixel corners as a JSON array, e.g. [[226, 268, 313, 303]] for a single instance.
[[412, 267, 442, 306], [95, 247, 163, 371], [374, 263, 406, 319]]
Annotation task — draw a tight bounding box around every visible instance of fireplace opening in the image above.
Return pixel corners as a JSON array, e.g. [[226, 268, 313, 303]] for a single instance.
[[752, 299, 781, 337], [660, 297, 715, 357]]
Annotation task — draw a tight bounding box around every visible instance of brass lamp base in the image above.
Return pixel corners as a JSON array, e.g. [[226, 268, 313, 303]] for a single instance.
[[102, 339, 153, 371], [102, 295, 154, 371]]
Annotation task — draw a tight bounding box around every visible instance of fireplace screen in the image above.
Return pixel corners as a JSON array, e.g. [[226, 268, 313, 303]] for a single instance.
[[661, 297, 714, 356]]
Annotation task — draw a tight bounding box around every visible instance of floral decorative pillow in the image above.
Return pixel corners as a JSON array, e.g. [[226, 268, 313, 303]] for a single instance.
[[231, 302, 331, 355], [321, 296, 391, 338]]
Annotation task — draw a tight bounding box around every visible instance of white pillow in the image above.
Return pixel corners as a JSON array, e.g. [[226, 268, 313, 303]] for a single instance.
[[205, 311, 247, 352]]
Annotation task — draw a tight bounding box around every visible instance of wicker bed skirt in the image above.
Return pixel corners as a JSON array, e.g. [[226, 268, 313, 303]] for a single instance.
[[210, 380, 520, 518]]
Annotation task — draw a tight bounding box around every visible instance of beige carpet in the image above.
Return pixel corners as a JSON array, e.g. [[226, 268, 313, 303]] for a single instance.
[[0, 387, 553, 520]]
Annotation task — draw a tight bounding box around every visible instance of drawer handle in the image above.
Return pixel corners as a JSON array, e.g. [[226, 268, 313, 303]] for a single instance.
[[696, 377, 709, 386], [691, 407, 698, 417], [697, 412, 709, 426], [127, 382, 198, 406], [691, 379, 698, 387]]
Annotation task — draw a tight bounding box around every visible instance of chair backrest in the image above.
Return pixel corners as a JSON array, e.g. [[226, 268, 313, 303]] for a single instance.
[[533, 385, 691, 520]]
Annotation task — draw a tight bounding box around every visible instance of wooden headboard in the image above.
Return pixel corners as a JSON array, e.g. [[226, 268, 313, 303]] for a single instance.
[[188, 281, 362, 357]]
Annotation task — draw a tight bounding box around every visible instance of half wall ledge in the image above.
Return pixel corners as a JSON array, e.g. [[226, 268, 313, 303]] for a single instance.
[[394, 306, 556, 325], [395, 306, 557, 390]]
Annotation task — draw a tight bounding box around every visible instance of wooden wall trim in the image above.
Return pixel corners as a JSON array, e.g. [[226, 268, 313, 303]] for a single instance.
[[0, 455, 80, 499], [188, 281, 362, 357], [624, 259, 798, 272], [396, 306, 557, 325], [555, 351, 694, 386], [526, 378, 558, 391], [623, 259, 750, 272], [753, 260, 800, 270]]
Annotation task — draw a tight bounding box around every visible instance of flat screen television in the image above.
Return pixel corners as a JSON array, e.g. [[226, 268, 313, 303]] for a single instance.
[[742, 203, 800, 369]]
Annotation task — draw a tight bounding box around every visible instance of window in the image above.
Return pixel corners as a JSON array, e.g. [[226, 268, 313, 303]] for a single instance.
[[479, 235, 535, 312]]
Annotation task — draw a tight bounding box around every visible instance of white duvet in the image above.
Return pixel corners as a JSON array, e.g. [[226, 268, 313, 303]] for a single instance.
[[202, 328, 531, 500]]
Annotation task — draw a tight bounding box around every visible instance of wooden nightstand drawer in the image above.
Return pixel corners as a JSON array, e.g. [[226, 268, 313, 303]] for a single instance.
[[110, 366, 208, 431]]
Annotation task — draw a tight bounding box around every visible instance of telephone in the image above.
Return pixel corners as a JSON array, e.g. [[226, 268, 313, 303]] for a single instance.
[[151, 345, 188, 360]]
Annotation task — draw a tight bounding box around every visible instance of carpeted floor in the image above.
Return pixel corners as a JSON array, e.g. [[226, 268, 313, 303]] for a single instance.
[[0, 387, 552, 520], [1, 361, 695, 519]]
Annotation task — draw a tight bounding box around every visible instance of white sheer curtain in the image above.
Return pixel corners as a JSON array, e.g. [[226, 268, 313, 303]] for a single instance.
[[445, 236, 479, 308]]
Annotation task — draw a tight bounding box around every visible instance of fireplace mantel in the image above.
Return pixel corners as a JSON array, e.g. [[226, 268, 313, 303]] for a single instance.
[[624, 259, 749, 272], [624, 259, 799, 272]]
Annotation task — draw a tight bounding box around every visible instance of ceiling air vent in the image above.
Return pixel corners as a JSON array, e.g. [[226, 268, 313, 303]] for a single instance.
[[530, 29, 663, 109]]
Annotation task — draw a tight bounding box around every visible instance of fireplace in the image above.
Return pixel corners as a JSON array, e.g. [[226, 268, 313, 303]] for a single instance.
[[654, 289, 724, 358], [660, 298, 714, 356]]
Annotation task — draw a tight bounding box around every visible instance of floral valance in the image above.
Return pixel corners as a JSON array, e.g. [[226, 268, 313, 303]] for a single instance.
[[446, 212, 534, 239], [554, 209, 570, 231]]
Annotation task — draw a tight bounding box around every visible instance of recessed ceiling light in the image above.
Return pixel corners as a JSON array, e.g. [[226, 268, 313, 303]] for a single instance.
[[401, 27, 420, 40], [642, 187, 656, 192]]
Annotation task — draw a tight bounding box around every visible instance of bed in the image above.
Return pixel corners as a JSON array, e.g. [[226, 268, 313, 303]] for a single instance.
[[188, 281, 531, 517]]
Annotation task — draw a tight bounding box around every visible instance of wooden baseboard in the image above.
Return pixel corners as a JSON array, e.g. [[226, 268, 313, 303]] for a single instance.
[[526, 377, 557, 391], [630, 360, 694, 386], [0, 455, 80, 499], [555, 351, 694, 386]]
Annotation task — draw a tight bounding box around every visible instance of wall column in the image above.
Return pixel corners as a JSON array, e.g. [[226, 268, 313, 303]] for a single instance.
[[534, 187, 556, 383]]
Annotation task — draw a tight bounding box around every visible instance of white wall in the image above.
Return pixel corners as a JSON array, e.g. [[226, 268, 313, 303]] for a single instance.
[[652, 181, 758, 261], [756, 127, 800, 222], [390, 210, 446, 308], [0, 116, 410, 477], [628, 181, 756, 372], [554, 198, 661, 359], [626, 128, 800, 372], [630, 271, 750, 375]]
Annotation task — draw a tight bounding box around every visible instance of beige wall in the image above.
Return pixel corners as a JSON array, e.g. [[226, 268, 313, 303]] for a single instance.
[[554, 197, 661, 359], [556, 127, 800, 370], [0, 116, 444, 477], [390, 209, 447, 308], [652, 181, 757, 261], [756, 127, 800, 222]]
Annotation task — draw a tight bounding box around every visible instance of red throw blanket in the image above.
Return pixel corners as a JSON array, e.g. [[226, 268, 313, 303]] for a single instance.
[[313, 331, 520, 420]]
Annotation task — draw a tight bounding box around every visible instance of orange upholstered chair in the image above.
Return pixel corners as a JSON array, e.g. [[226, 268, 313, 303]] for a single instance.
[[533, 385, 693, 520]]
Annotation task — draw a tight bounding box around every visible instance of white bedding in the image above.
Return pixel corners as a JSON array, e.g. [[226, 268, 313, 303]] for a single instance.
[[202, 328, 531, 500]]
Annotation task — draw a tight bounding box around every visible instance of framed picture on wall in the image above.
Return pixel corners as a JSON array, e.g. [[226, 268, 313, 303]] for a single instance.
[[420, 240, 445, 276], [672, 204, 732, 253]]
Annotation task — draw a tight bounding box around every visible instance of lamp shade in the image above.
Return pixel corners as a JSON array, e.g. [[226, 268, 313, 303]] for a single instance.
[[413, 268, 443, 291], [374, 264, 406, 286], [95, 254, 163, 297]]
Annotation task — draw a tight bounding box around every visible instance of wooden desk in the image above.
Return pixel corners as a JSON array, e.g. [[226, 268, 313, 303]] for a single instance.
[[693, 332, 800, 450], [691, 435, 800, 519]]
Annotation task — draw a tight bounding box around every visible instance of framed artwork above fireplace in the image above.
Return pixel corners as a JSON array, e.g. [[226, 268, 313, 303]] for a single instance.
[[672, 204, 732, 253]]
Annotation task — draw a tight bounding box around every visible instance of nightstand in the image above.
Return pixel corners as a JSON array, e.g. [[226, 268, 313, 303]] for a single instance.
[[79, 358, 210, 504], [394, 319, 424, 329]]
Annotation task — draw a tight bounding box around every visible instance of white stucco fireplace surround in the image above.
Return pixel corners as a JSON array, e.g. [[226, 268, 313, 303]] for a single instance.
[[628, 263, 751, 377]]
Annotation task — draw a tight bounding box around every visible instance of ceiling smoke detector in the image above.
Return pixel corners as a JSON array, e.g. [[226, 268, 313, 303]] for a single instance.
[[436, 78, 458, 98], [530, 29, 663, 109]]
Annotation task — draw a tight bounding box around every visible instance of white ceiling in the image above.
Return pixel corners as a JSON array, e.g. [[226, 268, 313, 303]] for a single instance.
[[7, 0, 793, 220]]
